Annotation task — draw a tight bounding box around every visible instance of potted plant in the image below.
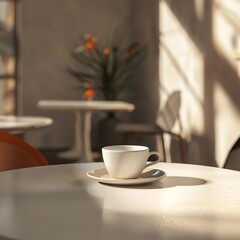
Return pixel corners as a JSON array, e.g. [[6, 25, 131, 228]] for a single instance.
[[69, 33, 145, 105], [68, 32, 145, 148]]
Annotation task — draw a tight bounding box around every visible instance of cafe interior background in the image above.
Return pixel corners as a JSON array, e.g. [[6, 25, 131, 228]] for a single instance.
[[1, 0, 240, 168]]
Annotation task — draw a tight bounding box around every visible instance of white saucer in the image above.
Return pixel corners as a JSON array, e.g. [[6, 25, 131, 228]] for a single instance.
[[87, 168, 166, 185]]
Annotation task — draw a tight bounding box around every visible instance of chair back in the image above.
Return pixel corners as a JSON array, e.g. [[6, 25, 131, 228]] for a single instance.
[[0, 131, 48, 171], [224, 137, 240, 171], [156, 91, 181, 131]]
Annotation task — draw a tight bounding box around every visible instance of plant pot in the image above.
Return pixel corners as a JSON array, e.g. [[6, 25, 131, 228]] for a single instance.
[[98, 113, 125, 149]]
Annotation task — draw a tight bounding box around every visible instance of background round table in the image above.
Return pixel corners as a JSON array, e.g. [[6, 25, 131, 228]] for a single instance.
[[0, 115, 53, 133], [38, 100, 135, 162], [0, 162, 239, 240]]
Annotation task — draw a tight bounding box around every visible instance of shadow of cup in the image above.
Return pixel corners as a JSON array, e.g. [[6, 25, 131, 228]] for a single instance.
[[102, 175, 207, 189], [159, 176, 207, 188]]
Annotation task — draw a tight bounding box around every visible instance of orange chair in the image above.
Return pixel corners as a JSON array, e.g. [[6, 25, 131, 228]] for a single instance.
[[0, 131, 48, 171]]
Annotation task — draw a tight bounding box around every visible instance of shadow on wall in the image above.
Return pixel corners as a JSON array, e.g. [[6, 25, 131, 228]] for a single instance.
[[163, 0, 240, 166]]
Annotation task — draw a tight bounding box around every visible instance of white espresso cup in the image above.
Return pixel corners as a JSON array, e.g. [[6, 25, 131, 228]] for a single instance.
[[102, 145, 160, 179]]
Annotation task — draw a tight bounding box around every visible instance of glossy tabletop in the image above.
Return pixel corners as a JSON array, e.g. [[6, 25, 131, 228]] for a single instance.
[[38, 100, 135, 162], [0, 162, 239, 240], [0, 115, 53, 133]]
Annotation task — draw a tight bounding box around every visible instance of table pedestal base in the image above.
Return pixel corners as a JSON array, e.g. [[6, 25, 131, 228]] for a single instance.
[[58, 111, 93, 162]]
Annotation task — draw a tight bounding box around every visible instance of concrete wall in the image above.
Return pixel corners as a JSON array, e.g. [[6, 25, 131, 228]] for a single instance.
[[19, 0, 159, 151]]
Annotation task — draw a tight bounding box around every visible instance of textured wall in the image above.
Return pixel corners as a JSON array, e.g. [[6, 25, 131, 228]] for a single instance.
[[19, 0, 159, 151], [159, 0, 240, 166]]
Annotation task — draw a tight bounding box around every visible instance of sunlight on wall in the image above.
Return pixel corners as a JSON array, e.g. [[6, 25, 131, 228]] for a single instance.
[[0, 1, 16, 115], [159, 0, 205, 163], [159, 0, 240, 166], [213, 0, 240, 67], [0, 57, 16, 115], [0, 78, 15, 115], [213, 0, 240, 166]]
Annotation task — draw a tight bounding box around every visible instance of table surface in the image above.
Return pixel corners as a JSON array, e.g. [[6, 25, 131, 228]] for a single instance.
[[0, 162, 239, 240], [0, 115, 53, 132], [38, 100, 135, 111]]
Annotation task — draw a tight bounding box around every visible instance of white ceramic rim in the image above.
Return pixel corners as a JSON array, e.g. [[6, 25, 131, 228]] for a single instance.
[[102, 145, 149, 152], [87, 168, 166, 185]]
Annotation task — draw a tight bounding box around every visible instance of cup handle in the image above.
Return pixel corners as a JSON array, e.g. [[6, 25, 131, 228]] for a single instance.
[[144, 151, 160, 169]]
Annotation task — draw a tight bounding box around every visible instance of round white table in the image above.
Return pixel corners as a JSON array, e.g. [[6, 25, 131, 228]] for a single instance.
[[0, 115, 53, 133], [0, 162, 239, 240], [37, 100, 135, 162]]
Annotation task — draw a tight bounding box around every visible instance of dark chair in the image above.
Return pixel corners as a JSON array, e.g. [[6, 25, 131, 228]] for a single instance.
[[223, 137, 240, 171]]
